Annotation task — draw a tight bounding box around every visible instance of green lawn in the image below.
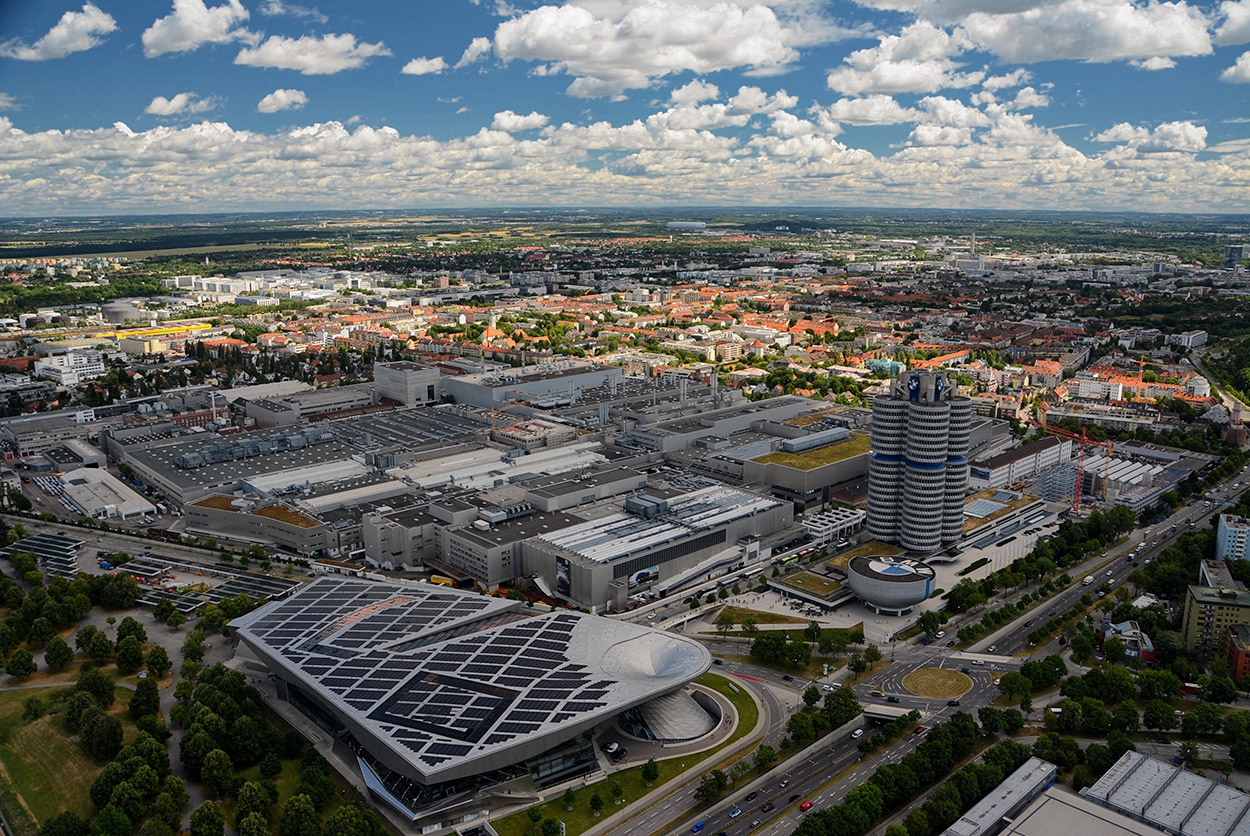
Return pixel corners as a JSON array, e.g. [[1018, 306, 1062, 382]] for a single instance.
[[0, 686, 95, 832], [775, 572, 842, 598], [492, 673, 761, 836], [717, 606, 807, 626]]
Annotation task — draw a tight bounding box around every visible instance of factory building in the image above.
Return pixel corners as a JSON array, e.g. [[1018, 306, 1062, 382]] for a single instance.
[[373, 362, 442, 406], [866, 371, 972, 553], [440, 362, 622, 409], [522, 484, 792, 612]]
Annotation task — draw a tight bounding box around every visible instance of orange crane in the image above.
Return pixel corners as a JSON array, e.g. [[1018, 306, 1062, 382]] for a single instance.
[[1026, 419, 1113, 513]]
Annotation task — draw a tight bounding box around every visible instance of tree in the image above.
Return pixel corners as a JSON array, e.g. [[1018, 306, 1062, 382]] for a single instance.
[[610, 780, 623, 805], [74, 624, 98, 652], [45, 636, 73, 671], [190, 802, 225, 836], [918, 610, 943, 636], [1143, 700, 1179, 731], [715, 610, 736, 642], [116, 636, 144, 675], [589, 793, 604, 817], [978, 706, 1002, 735], [741, 617, 759, 640], [129, 676, 160, 719], [1070, 632, 1095, 664], [95, 806, 133, 836], [76, 664, 115, 706], [753, 743, 778, 772], [87, 631, 113, 665], [541, 820, 560, 836], [848, 653, 867, 677], [526, 809, 543, 830], [238, 814, 269, 836], [23, 695, 45, 720], [236, 781, 273, 825], [85, 714, 123, 760], [563, 789, 577, 810], [803, 686, 821, 707], [864, 644, 882, 667], [5, 647, 35, 679], [1103, 636, 1127, 666], [201, 749, 234, 797], [146, 645, 172, 678], [642, 757, 659, 786], [693, 771, 728, 806], [279, 795, 320, 836], [117, 616, 147, 645], [166, 611, 186, 631], [998, 672, 1032, 702], [40, 812, 91, 836]]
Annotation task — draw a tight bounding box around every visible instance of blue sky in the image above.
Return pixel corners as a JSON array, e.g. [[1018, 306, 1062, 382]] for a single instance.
[[0, 0, 1248, 215]]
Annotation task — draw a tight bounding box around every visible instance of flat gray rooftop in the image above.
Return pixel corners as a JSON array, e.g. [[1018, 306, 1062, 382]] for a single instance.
[[1081, 751, 1250, 836], [129, 432, 359, 492]]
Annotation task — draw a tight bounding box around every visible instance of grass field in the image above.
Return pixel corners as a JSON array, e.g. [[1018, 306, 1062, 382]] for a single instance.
[[775, 572, 842, 598], [492, 673, 760, 836], [717, 606, 807, 626], [902, 669, 973, 699], [752, 433, 871, 470], [0, 685, 115, 832]]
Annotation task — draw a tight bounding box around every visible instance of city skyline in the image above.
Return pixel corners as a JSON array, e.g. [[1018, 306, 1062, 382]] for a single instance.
[[1, 0, 1249, 215]]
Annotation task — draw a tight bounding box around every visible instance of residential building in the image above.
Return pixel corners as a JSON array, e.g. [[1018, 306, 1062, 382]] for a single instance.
[[1217, 513, 1250, 561], [1227, 623, 1250, 681], [1181, 585, 1250, 654], [1166, 330, 1208, 349]]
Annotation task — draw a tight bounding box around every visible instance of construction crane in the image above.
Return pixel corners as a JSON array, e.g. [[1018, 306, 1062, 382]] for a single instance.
[[1026, 419, 1113, 513]]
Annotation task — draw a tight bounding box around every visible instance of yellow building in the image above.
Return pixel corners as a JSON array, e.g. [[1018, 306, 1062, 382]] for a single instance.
[[1181, 585, 1250, 654]]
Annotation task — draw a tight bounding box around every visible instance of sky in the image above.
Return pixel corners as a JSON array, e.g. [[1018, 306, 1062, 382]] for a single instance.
[[0, 0, 1249, 216]]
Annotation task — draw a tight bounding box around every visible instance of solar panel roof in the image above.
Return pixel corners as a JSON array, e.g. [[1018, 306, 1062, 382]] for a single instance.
[[231, 578, 710, 784]]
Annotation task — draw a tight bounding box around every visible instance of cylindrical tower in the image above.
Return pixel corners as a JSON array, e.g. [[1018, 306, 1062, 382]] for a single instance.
[[866, 397, 909, 542]]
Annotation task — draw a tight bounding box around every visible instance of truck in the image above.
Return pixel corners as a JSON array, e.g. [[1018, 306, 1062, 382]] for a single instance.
[[1083, 575, 1094, 585]]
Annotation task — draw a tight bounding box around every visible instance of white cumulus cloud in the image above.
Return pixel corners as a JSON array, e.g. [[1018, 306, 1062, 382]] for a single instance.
[[1134, 56, 1177, 70], [959, 0, 1212, 64], [142, 0, 252, 58], [235, 34, 391, 74], [145, 92, 221, 116], [670, 80, 720, 106], [491, 110, 549, 131], [1008, 86, 1050, 108], [402, 56, 447, 75], [822, 95, 918, 125], [257, 88, 308, 113], [489, 0, 846, 97], [456, 36, 493, 68], [1094, 119, 1207, 152], [826, 22, 983, 95], [0, 3, 117, 61], [1216, 0, 1250, 45], [1223, 51, 1250, 82]]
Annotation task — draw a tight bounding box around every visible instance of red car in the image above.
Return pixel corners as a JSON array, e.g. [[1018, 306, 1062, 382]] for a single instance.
[[800, 801, 813, 812]]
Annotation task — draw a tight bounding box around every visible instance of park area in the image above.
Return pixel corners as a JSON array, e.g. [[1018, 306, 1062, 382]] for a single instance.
[[902, 669, 973, 699]]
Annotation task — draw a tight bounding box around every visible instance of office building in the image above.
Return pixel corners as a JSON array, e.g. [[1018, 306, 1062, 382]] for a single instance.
[[867, 371, 972, 552], [1217, 514, 1250, 562]]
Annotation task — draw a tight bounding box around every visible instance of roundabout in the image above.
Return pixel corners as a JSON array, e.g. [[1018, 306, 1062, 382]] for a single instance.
[[901, 668, 973, 699]]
